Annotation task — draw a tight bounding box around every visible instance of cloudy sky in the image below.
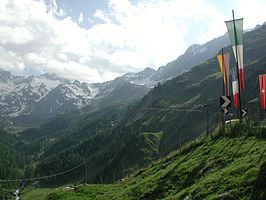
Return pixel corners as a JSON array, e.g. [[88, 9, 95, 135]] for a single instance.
[[0, 0, 265, 83]]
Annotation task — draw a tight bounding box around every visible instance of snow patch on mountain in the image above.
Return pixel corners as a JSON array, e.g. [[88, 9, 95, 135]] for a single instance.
[[0, 69, 97, 118], [120, 67, 157, 88]]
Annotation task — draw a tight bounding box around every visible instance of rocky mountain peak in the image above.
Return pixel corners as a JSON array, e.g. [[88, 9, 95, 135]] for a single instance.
[[0, 69, 12, 83]]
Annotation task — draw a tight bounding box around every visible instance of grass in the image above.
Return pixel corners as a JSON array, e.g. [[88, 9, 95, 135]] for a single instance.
[[45, 123, 266, 200], [21, 187, 57, 200]]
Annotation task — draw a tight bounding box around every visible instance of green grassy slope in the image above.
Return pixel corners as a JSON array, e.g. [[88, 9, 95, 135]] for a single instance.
[[45, 124, 266, 200]]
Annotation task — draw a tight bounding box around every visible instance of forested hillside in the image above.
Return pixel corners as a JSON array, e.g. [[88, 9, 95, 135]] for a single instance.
[[44, 123, 266, 200], [0, 137, 29, 199]]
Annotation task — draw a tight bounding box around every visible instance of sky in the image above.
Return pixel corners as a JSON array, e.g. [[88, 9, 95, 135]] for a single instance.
[[0, 0, 265, 83]]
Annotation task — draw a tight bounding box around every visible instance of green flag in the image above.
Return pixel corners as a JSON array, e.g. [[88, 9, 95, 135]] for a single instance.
[[225, 18, 243, 45]]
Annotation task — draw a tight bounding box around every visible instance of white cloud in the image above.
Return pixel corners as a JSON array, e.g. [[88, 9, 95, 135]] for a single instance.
[[0, 0, 265, 83], [237, 0, 266, 29], [195, 5, 228, 43], [78, 13, 83, 24]]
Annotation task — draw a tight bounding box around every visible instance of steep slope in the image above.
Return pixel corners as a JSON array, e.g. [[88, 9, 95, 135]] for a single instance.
[[14, 81, 99, 125], [45, 124, 266, 200]]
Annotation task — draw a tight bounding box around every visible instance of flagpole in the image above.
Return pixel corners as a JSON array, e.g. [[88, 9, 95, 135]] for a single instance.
[[221, 48, 226, 136], [221, 48, 225, 96], [232, 10, 242, 123]]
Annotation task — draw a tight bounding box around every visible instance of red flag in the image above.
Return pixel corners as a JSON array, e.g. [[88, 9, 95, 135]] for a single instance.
[[259, 75, 266, 109], [232, 67, 239, 108]]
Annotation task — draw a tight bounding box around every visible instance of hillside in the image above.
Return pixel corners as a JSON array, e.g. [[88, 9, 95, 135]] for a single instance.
[[42, 123, 266, 200]]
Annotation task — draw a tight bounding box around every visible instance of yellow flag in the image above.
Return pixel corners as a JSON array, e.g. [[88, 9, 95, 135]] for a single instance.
[[217, 54, 230, 95]]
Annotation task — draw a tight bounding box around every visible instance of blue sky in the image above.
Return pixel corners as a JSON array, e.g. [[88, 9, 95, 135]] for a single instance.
[[0, 0, 266, 82]]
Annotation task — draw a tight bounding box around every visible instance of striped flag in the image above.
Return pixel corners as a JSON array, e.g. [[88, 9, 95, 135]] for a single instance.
[[225, 18, 244, 93], [259, 75, 266, 109], [217, 53, 230, 96], [232, 67, 239, 108]]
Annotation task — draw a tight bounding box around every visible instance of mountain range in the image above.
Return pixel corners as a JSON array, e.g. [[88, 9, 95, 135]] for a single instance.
[[0, 30, 231, 125]]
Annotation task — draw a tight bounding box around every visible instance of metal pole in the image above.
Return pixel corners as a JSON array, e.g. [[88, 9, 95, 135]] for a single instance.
[[222, 48, 225, 96], [85, 160, 88, 183], [221, 48, 226, 136]]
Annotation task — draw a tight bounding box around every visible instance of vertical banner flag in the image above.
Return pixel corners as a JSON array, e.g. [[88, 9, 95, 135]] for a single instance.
[[232, 67, 239, 108], [225, 18, 244, 93], [259, 75, 266, 109], [217, 54, 230, 96]]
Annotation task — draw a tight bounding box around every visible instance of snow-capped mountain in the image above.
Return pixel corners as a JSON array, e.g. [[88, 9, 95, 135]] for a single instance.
[[118, 67, 157, 88], [0, 69, 99, 119], [0, 68, 149, 124], [0, 70, 65, 117]]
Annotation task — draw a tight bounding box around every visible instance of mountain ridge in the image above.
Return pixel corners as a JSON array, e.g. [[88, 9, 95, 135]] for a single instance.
[[151, 33, 230, 81], [0, 69, 149, 124]]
